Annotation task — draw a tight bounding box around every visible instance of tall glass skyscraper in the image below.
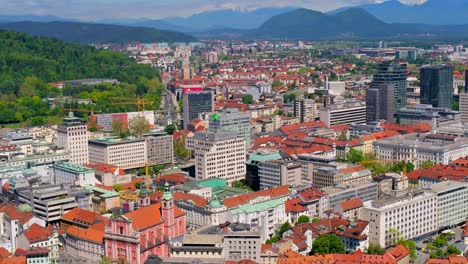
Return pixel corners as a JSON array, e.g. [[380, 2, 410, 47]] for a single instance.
[[420, 64, 454, 108], [366, 61, 407, 123]]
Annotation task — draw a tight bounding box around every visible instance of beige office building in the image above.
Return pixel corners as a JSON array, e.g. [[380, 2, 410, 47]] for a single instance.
[[88, 136, 147, 170], [186, 131, 246, 184]]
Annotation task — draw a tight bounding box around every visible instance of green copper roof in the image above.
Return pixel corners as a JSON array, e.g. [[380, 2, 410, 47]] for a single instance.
[[197, 178, 227, 189], [247, 151, 282, 164], [230, 197, 284, 214], [207, 195, 222, 208], [163, 182, 172, 200]]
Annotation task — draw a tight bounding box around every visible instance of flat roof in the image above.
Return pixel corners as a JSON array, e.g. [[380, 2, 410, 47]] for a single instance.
[[430, 180, 468, 193], [89, 136, 145, 146]]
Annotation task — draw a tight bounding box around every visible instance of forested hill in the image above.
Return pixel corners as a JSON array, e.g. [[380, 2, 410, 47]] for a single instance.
[[0, 30, 165, 125], [0, 30, 159, 83], [0, 21, 197, 44]]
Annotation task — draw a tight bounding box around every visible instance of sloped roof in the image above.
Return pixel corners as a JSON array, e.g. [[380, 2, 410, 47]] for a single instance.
[[66, 222, 105, 243], [0, 204, 33, 225], [22, 224, 52, 243], [61, 208, 107, 227], [339, 198, 363, 212], [123, 202, 184, 231], [223, 185, 290, 208]]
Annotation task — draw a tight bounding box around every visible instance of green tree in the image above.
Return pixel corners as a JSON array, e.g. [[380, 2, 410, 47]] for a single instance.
[[446, 244, 461, 256], [112, 120, 127, 137], [283, 93, 296, 103], [433, 235, 448, 248], [312, 218, 321, 223], [134, 181, 141, 189], [420, 160, 434, 169], [30, 116, 45, 126], [312, 234, 346, 254], [174, 137, 191, 160], [128, 116, 150, 138], [346, 149, 364, 164], [366, 243, 386, 255], [272, 80, 283, 88], [232, 180, 253, 191], [113, 184, 123, 192], [279, 222, 291, 237], [296, 215, 310, 224], [398, 238, 417, 261], [164, 124, 177, 135], [100, 256, 112, 264], [242, 94, 254, 104], [430, 248, 445, 259]]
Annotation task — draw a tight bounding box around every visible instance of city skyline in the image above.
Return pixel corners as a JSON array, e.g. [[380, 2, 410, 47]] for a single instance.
[[0, 0, 427, 20]]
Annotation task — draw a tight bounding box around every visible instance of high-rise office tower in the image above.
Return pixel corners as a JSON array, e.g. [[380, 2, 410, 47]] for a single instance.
[[293, 98, 317, 123], [182, 91, 214, 129], [208, 108, 252, 148], [56, 112, 89, 165], [465, 70, 468, 93], [420, 64, 454, 108], [366, 61, 407, 123]]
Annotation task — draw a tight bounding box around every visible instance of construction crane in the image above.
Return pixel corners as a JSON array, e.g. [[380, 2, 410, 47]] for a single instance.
[[145, 162, 150, 192], [110, 96, 153, 112], [358, 159, 412, 174]]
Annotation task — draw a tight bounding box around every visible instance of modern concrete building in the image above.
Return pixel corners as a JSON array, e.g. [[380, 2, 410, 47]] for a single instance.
[[322, 181, 379, 210], [53, 162, 99, 186], [258, 159, 302, 190], [142, 131, 174, 166], [312, 163, 372, 188], [88, 136, 147, 170], [319, 100, 366, 127], [367, 61, 407, 122], [169, 223, 262, 263], [16, 185, 91, 223], [430, 181, 468, 230], [56, 112, 89, 165], [421, 64, 454, 108], [373, 133, 468, 168], [186, 131, 246, 185], [362, 190, 438, 247], [246, 150, 285, 191], [396, 104, 460, 127], [183, 91, 214, 129], [293, 99, 317, 123], [208, 108, 252, 148]]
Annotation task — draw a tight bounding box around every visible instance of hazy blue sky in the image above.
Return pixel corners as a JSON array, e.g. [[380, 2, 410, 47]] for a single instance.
[[0, 0, 427, 20]]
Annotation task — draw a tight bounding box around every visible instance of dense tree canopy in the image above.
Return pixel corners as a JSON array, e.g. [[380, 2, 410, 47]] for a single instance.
[[312, 234, 346, 254], [0, 30, 164, 125]]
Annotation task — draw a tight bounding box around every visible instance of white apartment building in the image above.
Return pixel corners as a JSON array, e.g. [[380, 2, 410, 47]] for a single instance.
[[430, 181, 468, 229], [293, 99, 317, 123], [53, 162, 100, 186], [88, 136, 147, 170], [56, 112, 89, 165], [186, 131, 246, 184], [362, 190, 438, 247], [374, 133, 468, 168], [319, 100, 366, 127], [258, 160, 302, 189]]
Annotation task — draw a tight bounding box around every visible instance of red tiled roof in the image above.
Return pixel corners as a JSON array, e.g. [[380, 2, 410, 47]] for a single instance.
[[340, 166, 368, 175], [339, 198, 363, 211], [0, 248, 8, 258], [94, 184, 114, 192], [14, 247, 49, 257], [0, 256, 26, 264], [285, 198, 307, 213], [22, 224, 52, 243], [123, 202, 185, 231], [85, 163, 125, 175], [406, 164, 468, 181], [121, 178, 142, 191], [0, 204, 33, 225], [388, 244, 410, 262], [154, 173, 189, 185], [66, 222, 105, 243], [173, 192, 208, 207], [297, 189, 325, 202], [223, 185, 290, 208], [61, 208, 107, 228], [2, 183, 9, 192], [279, 121, 327, 135]]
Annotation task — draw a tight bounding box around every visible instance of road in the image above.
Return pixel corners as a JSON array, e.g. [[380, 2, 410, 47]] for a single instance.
[[162, 90, 178, 125]]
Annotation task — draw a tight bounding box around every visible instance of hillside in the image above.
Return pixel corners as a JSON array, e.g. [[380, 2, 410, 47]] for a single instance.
[[331, 0, 468, 25], [256, 8, 391, 40], [0, 30, 166, 125], [0, 21, 197, 44], [255, 7, 468, 40]]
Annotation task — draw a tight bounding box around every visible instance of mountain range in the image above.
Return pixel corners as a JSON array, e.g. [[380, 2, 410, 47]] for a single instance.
[[254, 7, 468, 40], [0, 21, 197, 44], [329, 0, 468, 25]]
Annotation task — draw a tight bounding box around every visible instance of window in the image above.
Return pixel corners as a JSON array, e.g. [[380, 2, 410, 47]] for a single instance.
[[120, 226, 124, 235]]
